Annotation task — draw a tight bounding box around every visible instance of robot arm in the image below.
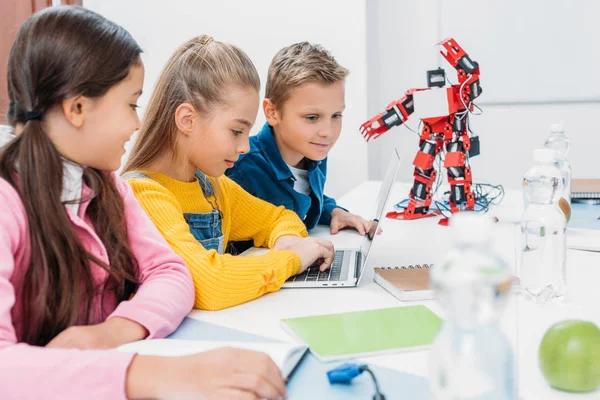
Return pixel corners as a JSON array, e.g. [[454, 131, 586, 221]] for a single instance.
[[359, 91, 415, 141], [438, 38, 479, 74], [438, 38, 482, 104]]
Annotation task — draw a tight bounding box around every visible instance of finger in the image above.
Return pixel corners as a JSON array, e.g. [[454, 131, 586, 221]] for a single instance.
[[363, 220, 375, 238], [330, 218, 341, 234], [319, 260, 332, 272], [255, 357, 287, 398], [317, 245, 334, 272], [232, 372, 286, 400], [351, 219, 366, 236], [363, 220, 372, 234], [235, 351, 287, 398], [313, 238, 335, 253]]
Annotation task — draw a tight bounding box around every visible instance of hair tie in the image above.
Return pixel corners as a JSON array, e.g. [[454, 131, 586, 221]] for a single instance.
[[24, 111, 43, 122]]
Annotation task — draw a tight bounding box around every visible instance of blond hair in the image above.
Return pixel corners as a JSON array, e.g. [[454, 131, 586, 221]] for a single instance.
[[124, 35, 260, 172], [265, 42, 348, 109]]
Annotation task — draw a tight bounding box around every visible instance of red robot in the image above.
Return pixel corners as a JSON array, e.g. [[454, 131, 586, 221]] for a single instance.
[[360, 38, 482, 223]]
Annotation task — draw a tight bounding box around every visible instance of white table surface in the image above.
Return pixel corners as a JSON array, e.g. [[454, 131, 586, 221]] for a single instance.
[[188, 181, 600, 399]]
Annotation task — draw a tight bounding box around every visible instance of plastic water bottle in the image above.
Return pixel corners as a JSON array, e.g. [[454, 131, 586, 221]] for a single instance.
[[428, 213, 515, 400], [544, 123, 572, 204], [520, 148, 567, 303]]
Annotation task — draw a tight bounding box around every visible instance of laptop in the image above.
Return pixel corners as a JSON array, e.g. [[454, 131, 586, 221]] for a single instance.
[[283, 148, 402, 288]]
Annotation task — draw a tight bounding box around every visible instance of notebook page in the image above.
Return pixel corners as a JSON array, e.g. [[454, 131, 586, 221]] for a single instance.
[[118, 339, 307, 378]]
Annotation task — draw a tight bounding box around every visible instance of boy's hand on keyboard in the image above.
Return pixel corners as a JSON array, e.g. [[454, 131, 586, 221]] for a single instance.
[[289, 237, 335, 273], [330, 208, 372, 236]]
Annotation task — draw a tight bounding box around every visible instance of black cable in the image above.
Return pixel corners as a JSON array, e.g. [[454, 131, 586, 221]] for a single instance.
[[471, 182, 505, 214], [359, 366, 386, 400], [435, 199, 454, 218], [395, 181, 504, 218]]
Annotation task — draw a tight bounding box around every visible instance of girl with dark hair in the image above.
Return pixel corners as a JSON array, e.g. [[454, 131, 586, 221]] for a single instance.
[[0, 6, 286, 400]]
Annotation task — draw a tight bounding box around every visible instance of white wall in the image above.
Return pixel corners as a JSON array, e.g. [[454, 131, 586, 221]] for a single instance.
[[367, 0, 600, 192], [84, 0, 368, 198], [440, 0, 600, 104], [366, 1, 441, 182]]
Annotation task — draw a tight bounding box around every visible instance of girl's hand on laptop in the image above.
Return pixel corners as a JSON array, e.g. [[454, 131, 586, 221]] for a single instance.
[[273, 234, 303, 250], [289, 237, 334, 273], [330, 208, 372, 236]]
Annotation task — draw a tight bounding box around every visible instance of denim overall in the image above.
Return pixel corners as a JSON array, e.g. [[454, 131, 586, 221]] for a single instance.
[[123, 170, 224, 254]]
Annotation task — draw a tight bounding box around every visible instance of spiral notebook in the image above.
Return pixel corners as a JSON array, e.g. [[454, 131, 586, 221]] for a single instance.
[[572, 179, 600, 201], [374, 264, 435, 301]]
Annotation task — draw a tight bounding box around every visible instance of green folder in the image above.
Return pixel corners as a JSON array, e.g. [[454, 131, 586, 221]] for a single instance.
[[281, 305, 443, 361]]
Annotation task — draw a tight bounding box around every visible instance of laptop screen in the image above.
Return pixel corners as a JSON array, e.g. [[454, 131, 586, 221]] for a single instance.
[[358, 148, 402, 272]]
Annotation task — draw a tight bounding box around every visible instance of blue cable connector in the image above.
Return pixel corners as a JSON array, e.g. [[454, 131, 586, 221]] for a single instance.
[[327, 363, 386, 400], [327, 363, 367, 384]]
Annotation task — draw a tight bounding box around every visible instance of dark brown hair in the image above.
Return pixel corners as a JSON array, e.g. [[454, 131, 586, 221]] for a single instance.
[[0, 6, 142, 345]]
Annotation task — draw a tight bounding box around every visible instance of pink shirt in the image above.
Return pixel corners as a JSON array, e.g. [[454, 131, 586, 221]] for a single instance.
[[0, 173, 195, 399]]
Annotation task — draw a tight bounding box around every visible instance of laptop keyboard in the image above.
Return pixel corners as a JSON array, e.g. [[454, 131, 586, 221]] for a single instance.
[[287, 250, 344, 282]]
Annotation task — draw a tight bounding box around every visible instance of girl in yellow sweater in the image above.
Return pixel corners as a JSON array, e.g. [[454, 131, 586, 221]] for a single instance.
[[123, 36, 334, 311]]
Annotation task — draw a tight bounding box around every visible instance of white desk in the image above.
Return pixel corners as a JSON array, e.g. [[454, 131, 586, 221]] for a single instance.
[[188, 181, 600, 399]]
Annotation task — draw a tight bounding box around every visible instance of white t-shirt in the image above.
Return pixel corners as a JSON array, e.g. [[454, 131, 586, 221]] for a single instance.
[[62, 159, 83, 215], [0, 125, 83, 215], [0, 125, 14, 147], [287, 164, 312, 196]]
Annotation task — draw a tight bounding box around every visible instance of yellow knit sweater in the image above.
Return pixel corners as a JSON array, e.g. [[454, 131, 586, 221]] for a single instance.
[[126, 169, 308, 311]]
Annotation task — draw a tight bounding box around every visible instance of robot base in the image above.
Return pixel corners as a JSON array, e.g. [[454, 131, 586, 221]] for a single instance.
[[386, 210, 442, 220]]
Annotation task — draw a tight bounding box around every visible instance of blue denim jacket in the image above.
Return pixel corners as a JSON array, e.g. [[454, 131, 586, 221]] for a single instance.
[[226, 123, 345, 230]]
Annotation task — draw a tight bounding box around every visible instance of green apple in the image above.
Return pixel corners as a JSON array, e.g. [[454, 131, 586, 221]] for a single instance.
[[539, 320, 600, 392]]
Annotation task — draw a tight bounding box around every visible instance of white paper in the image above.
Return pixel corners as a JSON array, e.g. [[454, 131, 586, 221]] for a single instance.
[[117, 339, 307, 378], [567, 228, 600, 252]]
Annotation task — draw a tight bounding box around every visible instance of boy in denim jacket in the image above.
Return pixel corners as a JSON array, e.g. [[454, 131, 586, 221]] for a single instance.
[[227, 42, 371, 235]]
